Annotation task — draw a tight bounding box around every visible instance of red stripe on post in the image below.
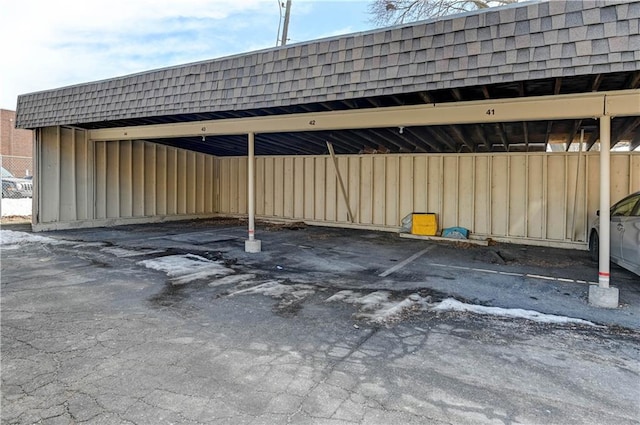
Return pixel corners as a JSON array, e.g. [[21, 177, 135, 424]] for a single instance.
[[598, 272, 610, 277]]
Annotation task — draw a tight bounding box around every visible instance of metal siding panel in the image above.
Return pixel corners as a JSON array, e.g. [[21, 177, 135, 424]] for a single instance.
[[132, 140, 145, 217], [274, 157, 285, 217], [58, 127, 75, 221], [325, 155, 337, 221], [40, 127, 60, 223], [304, 157, 315, 219], [527, 155, 545, 239], [442, 156, 458, 230], [546, 155, 566, 239], [177, 149, 187, 214], [348, 156, 361, 223], [336, 156, 350, 222], [491, 156, 508, 236], [187, 151, 197, 214], [412, 156, 427, 213], [426, 156, 441, 217], [95, 141, 107, 219], [458, 156, 474, 231], [155, 145, 167, 216], [473, 156, 490, 235], [74, 129, 88, 221], [264, 157, 275, 216], [205, 155, 214, 213], [294, 157, 305, 218], [372, 157, 386, 225], [284, 157, 294, 218], [166, 148, 178, 215], [255, 158, 265, 216], [196, 154, 205, 214], [119, 140, 133, 218], [385, 156, 399, 226], [509, 155, 527, 237], [314, 157, 326, 220], [399, 156, 414, 222], [106, 142, 120, 218], [142, 142, 155, 217]]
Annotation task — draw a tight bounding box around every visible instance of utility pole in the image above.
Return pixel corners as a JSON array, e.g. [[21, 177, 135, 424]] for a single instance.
[[281, 0, 292, 46]]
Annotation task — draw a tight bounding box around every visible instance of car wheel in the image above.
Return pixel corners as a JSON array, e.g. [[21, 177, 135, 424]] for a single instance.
[[589, 231, 599, 262]]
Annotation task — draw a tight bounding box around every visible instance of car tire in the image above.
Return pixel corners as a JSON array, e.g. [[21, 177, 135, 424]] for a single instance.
[[589, 231, 599, 262]]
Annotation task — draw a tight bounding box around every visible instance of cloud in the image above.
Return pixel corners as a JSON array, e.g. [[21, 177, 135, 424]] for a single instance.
[[0, 0, 280, 108]]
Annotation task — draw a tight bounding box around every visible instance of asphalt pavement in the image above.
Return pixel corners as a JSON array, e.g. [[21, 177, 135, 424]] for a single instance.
[[2, 220, 639, 424]]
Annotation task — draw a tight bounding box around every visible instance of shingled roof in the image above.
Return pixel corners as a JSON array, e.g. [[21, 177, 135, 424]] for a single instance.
[[15, 0, 640, 131]]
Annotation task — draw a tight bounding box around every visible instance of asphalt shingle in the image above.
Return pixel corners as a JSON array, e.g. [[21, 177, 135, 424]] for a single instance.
[[14, 0, 640, 129]]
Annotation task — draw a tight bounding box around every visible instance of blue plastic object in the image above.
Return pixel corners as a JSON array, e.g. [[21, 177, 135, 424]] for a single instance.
[[442, 226, 469, 239]]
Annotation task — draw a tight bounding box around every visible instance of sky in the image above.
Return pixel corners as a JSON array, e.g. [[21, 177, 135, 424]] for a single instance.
[[0, 0, 374, 110]]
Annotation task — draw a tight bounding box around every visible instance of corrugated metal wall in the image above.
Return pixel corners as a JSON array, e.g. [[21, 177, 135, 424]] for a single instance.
[[36, 127, 217, 227], [217, 153, 640, 244], [36, 126, 639, 246]]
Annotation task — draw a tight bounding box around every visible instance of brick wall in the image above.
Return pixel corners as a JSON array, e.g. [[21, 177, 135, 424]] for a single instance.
[[1, 109, 33, 177]]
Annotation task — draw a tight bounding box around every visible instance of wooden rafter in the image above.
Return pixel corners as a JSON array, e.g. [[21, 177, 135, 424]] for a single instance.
[[449, 125, 476, 152], [423, 127, 457, 152], [626, 71, 640, 89], [612, 117, 640, 147], [591, 74, 604, 92], [565, 120, 583, 151]]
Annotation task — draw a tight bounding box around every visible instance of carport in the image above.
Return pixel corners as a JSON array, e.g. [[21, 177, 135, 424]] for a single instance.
[[15, 0, 640, 308]]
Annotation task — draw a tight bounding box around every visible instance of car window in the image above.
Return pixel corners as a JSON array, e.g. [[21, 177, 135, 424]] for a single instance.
[[1, 167, 13, 178], [611, 195, 639, 217], [630, 195, 640, 217]]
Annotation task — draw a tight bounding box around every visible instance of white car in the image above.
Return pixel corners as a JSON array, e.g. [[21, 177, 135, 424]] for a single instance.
[[589, 191, 640, 277]]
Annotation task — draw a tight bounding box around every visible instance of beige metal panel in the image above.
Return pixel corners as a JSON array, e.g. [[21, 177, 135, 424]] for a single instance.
[[186, 151, 197, 214], [412, 156, 427, 213], [205, 155, 214, 213], [303, 157, 315, 219], [58, 127, 76, 221], [325, 155, 337, 222], [89, 90, 640, 142], [74, 129, 89, 221], [359, 157, 373, 224], [264, 157, 275, 216], [118, 140, 133, 218], [527, 155, 545, 239], [155, 145, 167, 216], [196, 154, 205, 214], [398, 156, 414, 221], [132, 140, 145, 217], [490, 156, 508, 236], [314, 157, 326, 220], [255, 157, 265, 216], [372, 157, 386, 225], [274, 157, 285, 217], [458, 156, 475, 231], [166, 147, 178, 215], [385, 156, 399, 226], [545, 155, 566, 240], [177, 150, 187, 214], [509, 155, 527, 237], [283, 157, 294, 218], [348, 156, 361, 222], [473, 156, 490, 235], [39, 127, 60, 223], [441, 156, 459, 230], [426, 156, 441, 216], [106, 141, 120, 218], [142, 142, 155, 217], [293, 157, 304, 218], [237, 157, 248, 214]]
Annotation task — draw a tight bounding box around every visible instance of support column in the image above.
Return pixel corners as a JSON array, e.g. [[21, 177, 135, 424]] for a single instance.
[[245, 132, 261, 253], [589, 115, 618, 308]]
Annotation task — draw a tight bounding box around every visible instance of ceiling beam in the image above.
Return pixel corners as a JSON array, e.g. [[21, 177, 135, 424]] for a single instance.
[[612, 116, 640, 148], [554, 77, 562, 95], [626, 71, 640, 89], [631, 131, 640, 151], [449, 125, 476, 152], [585, 131, 600, 151], [591, 74, 604, 92], [88, 90, 640, 142], [422, 127, 457, 152], [565, 120, 583, 151]]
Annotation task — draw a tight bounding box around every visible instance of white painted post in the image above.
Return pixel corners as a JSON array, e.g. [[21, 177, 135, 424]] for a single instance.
[[589, 114, 618, 308], [598, 115, 611, 288], [245, 132, 261, 253]]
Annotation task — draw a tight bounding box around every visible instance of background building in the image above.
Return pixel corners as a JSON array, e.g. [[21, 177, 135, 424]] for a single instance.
[[1, 109, 33, 177]]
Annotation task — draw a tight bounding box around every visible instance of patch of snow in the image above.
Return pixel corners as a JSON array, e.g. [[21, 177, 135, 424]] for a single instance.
[[327, 290, 429, 326], [0, 229, 67, 246], [101, 247, 165, 258], [138, 254, 233, 285], [1, 198, 32, 217], [228, 280, 316, 299], [208, 274, 256, 287], [432, 298, 597, 326]]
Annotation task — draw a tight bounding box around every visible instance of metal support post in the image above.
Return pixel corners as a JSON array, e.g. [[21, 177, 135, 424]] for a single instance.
[[245, 132, 261, 253]]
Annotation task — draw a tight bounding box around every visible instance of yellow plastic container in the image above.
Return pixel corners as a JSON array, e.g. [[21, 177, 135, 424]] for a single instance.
[[411, 213, 438, 236]]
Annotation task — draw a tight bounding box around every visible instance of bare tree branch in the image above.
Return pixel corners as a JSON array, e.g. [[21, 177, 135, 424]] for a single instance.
[[368, 0, 520, 26]]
